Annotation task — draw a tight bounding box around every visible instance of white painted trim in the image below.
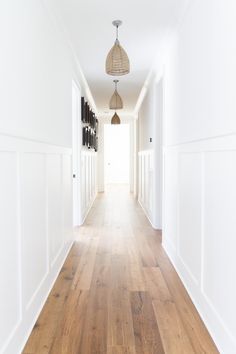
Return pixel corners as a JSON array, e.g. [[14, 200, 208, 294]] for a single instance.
[[164, 132, 236, 149], [138, 199, 160, 230], [80, 193, 97, 226], [0, 133, 72, 154]]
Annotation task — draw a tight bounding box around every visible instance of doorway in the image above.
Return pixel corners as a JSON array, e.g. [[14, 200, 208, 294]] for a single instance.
[[104, 124, 130, 188]]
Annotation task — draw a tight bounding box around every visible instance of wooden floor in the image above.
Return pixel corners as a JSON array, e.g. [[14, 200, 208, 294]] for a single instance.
[[23, 185, 218, 354]]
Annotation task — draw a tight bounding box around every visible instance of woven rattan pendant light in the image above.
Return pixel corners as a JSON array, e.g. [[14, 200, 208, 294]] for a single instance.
[[106, 20, 130, 76], [111, 111, 121, 124], [109, 80, 123, 109]]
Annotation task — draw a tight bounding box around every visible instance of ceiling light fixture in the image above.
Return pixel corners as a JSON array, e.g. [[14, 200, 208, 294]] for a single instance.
[[111, 111, 121, 125], [109, 80, 123, 109], [106, 20, 130, 76]]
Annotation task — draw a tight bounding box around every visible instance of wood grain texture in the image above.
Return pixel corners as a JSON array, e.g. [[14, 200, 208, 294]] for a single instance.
[[23, 185, 219, 354], [130, 291, 165, 354]]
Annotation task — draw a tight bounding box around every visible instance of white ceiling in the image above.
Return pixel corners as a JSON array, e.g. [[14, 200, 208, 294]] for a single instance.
[[48, 0, 188, 115]]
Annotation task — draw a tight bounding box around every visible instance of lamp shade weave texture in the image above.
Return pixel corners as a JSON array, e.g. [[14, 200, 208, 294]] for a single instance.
[[106, 40, 130, 76], [109, 90, 123, 109], [111, 112, 121, 124]]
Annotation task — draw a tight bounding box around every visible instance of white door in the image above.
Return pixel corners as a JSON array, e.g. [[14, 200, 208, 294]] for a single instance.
[[104, 124, 130, 185], [72, 81, 81, 226]]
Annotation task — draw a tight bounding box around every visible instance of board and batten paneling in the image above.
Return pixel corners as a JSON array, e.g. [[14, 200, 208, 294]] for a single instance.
[[0, 151, 21, 352], [80, 150, 97, 223], [0, 134, 73, 354], [162, 134, 236, 354], [138, 150, 154, 227]]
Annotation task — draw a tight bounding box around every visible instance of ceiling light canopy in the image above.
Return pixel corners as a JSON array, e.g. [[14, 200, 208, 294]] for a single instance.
[[109, 80, 123, 109], [106, 20, 130, 76], [111, 112, 121, 125]]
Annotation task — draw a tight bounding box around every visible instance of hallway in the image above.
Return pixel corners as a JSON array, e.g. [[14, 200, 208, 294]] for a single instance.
[[23, 186, 218, 354], [2, 1, 236, 352]]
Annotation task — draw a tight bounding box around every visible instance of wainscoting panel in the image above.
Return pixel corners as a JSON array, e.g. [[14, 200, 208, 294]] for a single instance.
[[178, 152, 202, 285], [162, 149, 178, 250], [163, 135, 236, 354], [47, 154, 63, 266], [0, 134, 73, 354], [21, 153, 48, 310], [0, 152, 20, 350], [62, 154, 73, 243], [204, 150, 236, 346], [138, 150, 154, 226], [80, 150, 97, 223]]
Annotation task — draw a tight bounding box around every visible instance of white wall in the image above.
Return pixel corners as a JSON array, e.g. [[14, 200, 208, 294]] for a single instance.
[[138, 78, 163, 229], [162, 1, 236, 353], [0, 1, 96, 353], [0, 0, 75, 147]]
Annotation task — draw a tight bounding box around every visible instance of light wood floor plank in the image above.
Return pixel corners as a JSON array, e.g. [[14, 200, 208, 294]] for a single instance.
[[152, 299, 195, 354], [107, 346, 136, 354], [50, 289, 89, 353], [130, 291, 165, 354], [71, 237, 99, 290]]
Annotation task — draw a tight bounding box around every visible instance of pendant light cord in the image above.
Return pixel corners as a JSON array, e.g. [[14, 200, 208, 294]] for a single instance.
[[116, 25, 119, 41], [115, 82, 117, 107]]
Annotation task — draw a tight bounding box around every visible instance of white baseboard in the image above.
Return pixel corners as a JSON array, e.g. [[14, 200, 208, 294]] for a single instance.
[[80, 192, 97, 225], [138, 198, 160, 230]]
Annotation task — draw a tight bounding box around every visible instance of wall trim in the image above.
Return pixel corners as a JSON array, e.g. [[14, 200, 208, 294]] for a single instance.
[[165, 131, 236, 149], [0, 133, 72, 154], [138, 198, 159, 230], [80, 193, 97, 226]]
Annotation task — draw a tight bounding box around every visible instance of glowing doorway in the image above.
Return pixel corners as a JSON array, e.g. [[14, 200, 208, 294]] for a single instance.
[[104, 124, 130, 186]]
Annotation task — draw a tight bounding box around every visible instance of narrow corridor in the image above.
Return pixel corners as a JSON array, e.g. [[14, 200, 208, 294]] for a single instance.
[[23, 186, 218, 354]]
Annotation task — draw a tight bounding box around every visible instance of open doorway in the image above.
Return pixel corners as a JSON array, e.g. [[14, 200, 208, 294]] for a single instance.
[[104, 124, 130, 188]]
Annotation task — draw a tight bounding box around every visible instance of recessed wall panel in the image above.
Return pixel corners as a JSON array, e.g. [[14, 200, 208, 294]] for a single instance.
[[0, 152, 20, 348], [47, 154, 63, 265], [179, 153, 202, 283], [204, 151, 236, 339], [163, 150, 178, 249], [62, 154, 72, 243], [21, 153, 47, 309]]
